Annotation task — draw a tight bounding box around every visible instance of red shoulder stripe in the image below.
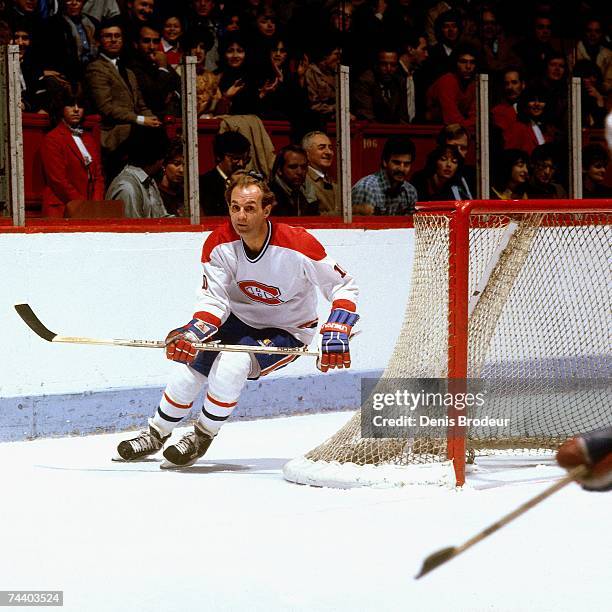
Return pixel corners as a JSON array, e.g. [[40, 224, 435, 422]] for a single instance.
[[201, 221, 240, 264], [269, 223, 327, 261]]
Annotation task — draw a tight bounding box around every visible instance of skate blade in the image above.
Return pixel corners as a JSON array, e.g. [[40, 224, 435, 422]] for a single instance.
[[112, 454, 160, 463], [160, 457, 198, 470]]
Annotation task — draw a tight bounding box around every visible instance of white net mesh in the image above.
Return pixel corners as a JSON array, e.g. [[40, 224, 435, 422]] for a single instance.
[[283, 208, 612, 488]]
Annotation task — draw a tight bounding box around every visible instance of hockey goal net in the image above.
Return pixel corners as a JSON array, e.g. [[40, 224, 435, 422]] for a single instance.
[[284, 199, 611, 488]]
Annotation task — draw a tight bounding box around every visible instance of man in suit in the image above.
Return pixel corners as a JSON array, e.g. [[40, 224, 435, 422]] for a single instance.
[[40, 89, 105, 217], [199, 131, 251, 216], [352, 47, 409, 124], [302, 131, 338, 216], [85, 17, 161, 182]]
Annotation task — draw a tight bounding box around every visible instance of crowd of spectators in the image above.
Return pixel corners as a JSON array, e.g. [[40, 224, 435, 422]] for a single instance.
[[0, 0, 610, 217]]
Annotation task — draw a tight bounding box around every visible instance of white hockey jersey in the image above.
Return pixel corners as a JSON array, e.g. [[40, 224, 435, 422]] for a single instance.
[[193, 220, 359, 345]]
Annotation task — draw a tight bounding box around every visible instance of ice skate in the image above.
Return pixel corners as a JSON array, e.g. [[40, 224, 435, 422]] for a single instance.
[[160, 423, 215, 469], [115, 424, 169, 461]]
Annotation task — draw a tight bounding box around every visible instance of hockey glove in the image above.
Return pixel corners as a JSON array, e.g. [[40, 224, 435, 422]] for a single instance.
[[556, 427, 612, 492], [165, 318, 218, 363], [318, 308, 359, 372]]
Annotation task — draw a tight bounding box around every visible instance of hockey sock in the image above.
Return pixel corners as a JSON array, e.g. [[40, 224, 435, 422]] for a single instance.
[[152, 366, 207, 436], [197, 351, 251, 436]]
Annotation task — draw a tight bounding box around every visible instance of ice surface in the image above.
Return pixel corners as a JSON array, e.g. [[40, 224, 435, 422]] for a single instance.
[[0, 411, 609, 612]]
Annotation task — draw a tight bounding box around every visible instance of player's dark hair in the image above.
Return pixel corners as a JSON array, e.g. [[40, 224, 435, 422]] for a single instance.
[[381, 136, 416, 164]]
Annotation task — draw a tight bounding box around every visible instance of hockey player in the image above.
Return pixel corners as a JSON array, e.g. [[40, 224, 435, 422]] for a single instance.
[[556, 426, 612, 491], [116, 171, 359, 468]]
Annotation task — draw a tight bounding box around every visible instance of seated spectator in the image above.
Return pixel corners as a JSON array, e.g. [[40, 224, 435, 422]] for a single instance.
[[253, 36, 308, 120], [352, 46, 409, 124], [304, 40, 342, 124], [351, 135, 418, 216], [82, 0, 120, 22], [199, 130, 251, 216], [127, 22, 181, 119], [105, 125, 170, 218], [471, 6, 520, 78], [10, 19, 46, 112], [119, 0, 155, 56], [245, 4, 279, 55], [215, 32, 257, 115], [574, 16, 612, 94], [424, 10, 463, 87], [40, 88, 105, 217], [185, 0, 220, 72], [513, 12, 559, 80], [302, 131, 338, 216], [182, 29, 227, 118], [398, 30, 429, 123], [532, 51, 568, 128], [503, 86, 556, 155], [490, 148, 529, 199], [582, 144, 611, 199], [36, 0, 98, 87], [436, 123, 475, 197], [426, 43, 478, 131], [158, 138, 184, 216], [85, 18, 161, 181], [270, 145, 319, 216], [411, 144, 471, 202], [573, 60, 608, 129], [527, 143, 567, 199], [491, 67, 526, 147], [219, 10, 241, 37], [158, 14, 184, 69]]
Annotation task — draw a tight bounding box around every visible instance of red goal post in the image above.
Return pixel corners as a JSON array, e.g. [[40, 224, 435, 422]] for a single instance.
[[283, 198, 611, 489]]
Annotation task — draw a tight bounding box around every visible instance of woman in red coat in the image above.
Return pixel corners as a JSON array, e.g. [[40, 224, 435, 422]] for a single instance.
[[41, 90, 105, 217]]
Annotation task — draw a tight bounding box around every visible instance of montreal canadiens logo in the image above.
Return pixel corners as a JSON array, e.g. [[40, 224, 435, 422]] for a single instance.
[[238, 280, 284, 305]]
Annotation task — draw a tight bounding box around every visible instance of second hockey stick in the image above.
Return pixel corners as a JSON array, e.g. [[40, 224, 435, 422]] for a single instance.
[[415, 464, 589, 579], [14, 303, 320, 357]]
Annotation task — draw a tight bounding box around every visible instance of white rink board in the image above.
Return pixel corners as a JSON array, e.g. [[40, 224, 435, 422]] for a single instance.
[[1, 229, 414, 398]]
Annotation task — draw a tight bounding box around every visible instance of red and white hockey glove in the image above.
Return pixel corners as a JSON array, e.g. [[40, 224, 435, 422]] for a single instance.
[[318, 308, 359, 372], [556, 426, 612, 492], [165, 318, 218, 364]]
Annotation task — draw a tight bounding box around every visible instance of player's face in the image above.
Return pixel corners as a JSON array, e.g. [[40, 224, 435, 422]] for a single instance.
[[383, 153, 412, 184], [229, 185, 270, 237], [306, 135, 334, 170]]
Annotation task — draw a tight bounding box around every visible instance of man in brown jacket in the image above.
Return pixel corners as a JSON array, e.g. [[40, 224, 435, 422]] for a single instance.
[[85, 17, 161, 181]]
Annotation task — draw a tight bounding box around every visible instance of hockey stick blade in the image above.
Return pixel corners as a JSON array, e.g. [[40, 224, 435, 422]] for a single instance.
[[14, 303, 57, 342], [415, 465, 589, 579]]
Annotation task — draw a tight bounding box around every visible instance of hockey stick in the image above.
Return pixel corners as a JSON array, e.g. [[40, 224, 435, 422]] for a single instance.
[[415, 464, 589, 579], [14, 303, 320, 357]]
